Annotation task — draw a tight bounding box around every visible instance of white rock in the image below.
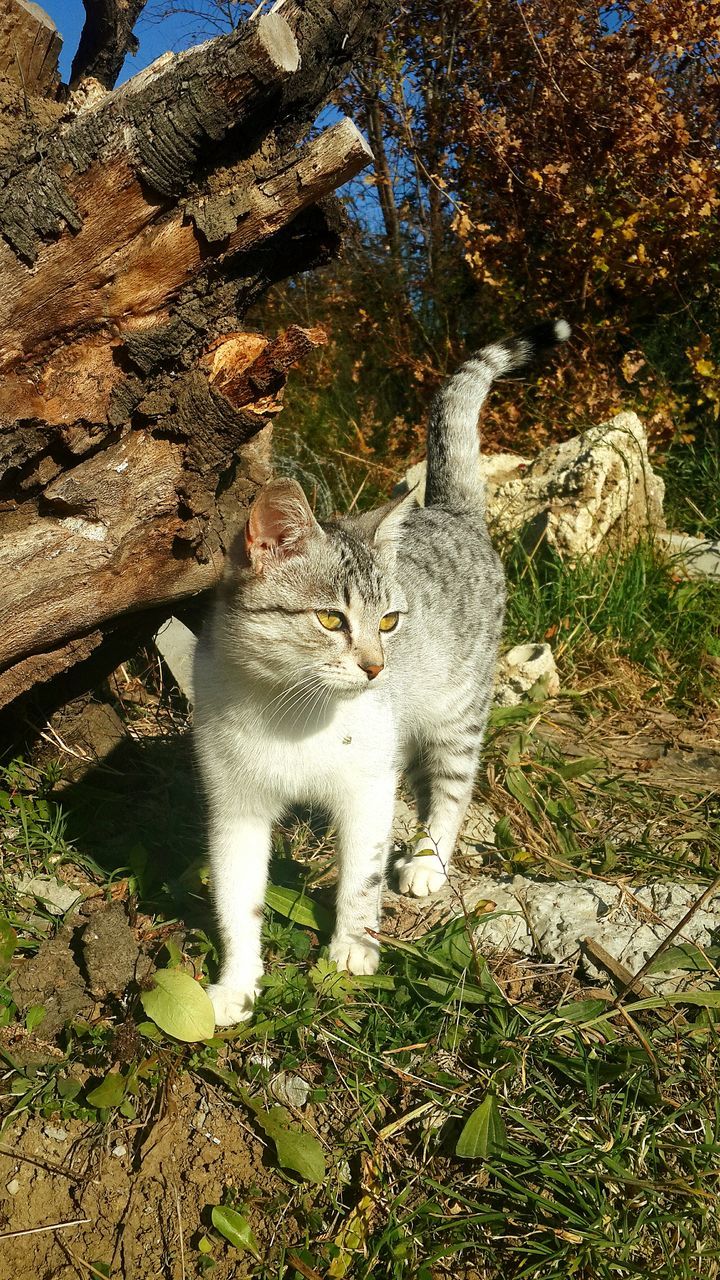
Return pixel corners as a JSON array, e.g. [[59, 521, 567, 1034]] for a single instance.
[[493, 642, 560, 706], [401, 411, 665, 560], [16, 875, 83, 917], [155, 616, 197, 704], [270, 1071, 310, 1109], [6, 1179, 20, 1195], [111, 1144, 127, 1158], [384, 840, 720, 994], [43, 1125, 68, 1142], [657, 532, 720, 581]]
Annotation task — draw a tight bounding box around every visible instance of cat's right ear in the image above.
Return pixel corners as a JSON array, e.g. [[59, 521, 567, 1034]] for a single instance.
[[228, 478, 323, 574]]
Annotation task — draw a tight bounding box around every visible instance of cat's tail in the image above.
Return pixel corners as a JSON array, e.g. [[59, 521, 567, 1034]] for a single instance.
[[424, 318, 570, 510]]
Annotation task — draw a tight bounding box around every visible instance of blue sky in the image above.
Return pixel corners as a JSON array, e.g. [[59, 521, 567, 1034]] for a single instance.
[[43, 1, 198, 84]]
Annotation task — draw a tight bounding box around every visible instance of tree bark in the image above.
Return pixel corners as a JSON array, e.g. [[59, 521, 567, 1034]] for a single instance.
[[70, 0, 149, 89], [0, 0, 391, 714]]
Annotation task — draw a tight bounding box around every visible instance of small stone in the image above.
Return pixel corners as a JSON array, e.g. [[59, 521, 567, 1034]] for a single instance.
[[43, 1125, 68, 1142], [16, 874, 83, 917], [248, 1052, 272, 1071], [6, 1179, 20, 1195], [494, 642, 560, 707], [270, 1071, 310, 1109], [111, 1144, 127, 1158]]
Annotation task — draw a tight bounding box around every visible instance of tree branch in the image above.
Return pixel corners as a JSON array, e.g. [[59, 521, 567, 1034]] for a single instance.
[[70, 0, 149, 89]]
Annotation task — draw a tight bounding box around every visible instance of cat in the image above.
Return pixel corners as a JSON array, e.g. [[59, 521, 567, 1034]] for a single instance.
[[193, 319, 570, 1026]]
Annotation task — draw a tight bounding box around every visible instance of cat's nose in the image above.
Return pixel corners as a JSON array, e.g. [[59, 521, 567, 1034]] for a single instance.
[[360, 661, 384, 680]]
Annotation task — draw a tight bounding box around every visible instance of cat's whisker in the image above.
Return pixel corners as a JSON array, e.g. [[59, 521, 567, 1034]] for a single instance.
[[262, 675, 320, 729]]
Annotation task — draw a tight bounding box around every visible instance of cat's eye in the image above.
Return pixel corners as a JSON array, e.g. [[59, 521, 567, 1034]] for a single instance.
[[379, 612, 400, 633], [316, 609, 346, 631]]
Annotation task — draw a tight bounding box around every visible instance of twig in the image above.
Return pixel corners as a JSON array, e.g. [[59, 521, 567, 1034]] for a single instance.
[[0, 1145, 82, 1181], [287, 1255, 324, 1280], [0, 1217, 90, 1241], [174, 1185, 186, 1280], [61, 1245, 110, 1280], [621, 875, 720, 995], [378, 1100, 436, 1140]]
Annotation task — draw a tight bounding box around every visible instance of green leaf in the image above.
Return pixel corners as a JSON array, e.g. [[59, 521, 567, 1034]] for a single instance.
[[140, 968, 215, 1042], [0, 919, 17, 974], [310, 957, 354, 997], [646, 943, 719, 974], [265, 884, 332, 934], [25, 1004, 46, 1033], [504, 768, 542, 820], [257, 1106, 326, 1183], [555, 757, 602, 781], [424, 916, 475, 970], [456, 1095, 507, 1160], [136, 1020, 163, 1041], [86, 1070, 127, 1109], [57, 1075, 82, 1101], [163, 938, 184, 967], [494, 815, 516, 850], [556, 998, 612, 1022], [211, 1206, 260, 1258], [198, 1235, 214, 1255]]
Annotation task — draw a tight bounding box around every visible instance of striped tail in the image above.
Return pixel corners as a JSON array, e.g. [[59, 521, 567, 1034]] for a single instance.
[[424, 319, 570, 510]]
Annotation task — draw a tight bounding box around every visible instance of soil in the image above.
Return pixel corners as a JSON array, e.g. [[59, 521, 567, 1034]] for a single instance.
[[0, 1073, 284, 1280]]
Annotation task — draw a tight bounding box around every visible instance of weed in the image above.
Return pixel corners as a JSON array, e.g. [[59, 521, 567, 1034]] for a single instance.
[[502, 537, 720, 707]]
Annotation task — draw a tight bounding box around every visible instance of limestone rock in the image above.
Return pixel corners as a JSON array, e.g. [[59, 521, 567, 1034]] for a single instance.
[[401, 411, 665, 559], [493, 642, 560, 706], [657, 531, 720, 581]]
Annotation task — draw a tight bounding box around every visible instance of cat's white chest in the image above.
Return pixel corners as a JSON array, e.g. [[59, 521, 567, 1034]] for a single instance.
[[226, 685, 398, 808]]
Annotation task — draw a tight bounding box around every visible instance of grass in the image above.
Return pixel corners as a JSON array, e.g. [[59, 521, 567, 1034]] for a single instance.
[[502, 537, 720, 709], [0, 661, 719, 1277], [0, 443, 718, 1275]]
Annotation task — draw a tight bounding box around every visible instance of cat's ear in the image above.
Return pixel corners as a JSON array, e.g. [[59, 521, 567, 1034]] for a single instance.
[[350, 486, 418, 551], [230, 479, 323, 573]]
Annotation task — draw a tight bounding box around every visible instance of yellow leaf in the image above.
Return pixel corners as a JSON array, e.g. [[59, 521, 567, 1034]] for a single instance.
[[328, 1194, 375, 1277]]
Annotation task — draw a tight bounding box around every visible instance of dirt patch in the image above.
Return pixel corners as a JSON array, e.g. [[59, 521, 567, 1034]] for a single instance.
[[7, 900, 146, 1040], [82, 903, 143, 999], [0, 1074, 286, 1280], [8, 926, 92, 1039]]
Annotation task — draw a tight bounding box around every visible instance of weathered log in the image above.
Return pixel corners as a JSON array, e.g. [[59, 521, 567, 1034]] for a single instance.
[[0, 0, 391, 714]]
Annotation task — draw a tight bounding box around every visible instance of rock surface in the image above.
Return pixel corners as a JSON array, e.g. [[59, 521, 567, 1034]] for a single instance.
[[657, 531, 720, 581], [493, 642, 560, 706], [388, 799, 719, 993], [402, 410, 666, 558]]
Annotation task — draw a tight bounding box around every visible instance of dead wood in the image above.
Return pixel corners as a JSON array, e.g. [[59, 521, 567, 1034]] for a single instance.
[[0, 0, 392, 714]]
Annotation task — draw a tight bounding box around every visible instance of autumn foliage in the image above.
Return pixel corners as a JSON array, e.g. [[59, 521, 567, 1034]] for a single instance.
[[268, 0, 720, 469]]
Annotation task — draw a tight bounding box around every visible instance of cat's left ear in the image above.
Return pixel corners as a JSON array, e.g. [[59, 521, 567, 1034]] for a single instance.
[[350, 486, 418, 551]]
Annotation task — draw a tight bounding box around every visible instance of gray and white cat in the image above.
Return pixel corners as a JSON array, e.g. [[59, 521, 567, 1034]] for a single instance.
[[194, 319, 570, 1025]]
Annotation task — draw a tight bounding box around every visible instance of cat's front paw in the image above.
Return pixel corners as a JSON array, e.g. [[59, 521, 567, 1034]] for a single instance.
[[397, 852, 448, 898], [206, 981, 258, 1027], [329, 933, 380, 976]]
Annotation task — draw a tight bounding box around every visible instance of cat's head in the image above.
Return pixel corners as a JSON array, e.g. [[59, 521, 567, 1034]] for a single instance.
[[217, 479, 412, 696]]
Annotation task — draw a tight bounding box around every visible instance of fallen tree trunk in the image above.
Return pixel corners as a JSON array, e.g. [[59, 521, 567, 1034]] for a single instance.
[[0, 0, 390, 713]]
